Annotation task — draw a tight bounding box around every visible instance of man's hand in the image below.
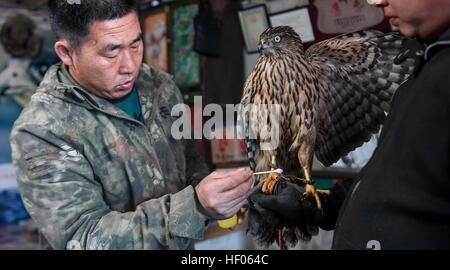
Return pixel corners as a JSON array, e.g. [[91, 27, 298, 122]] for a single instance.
[[249, 181, 325, 226], [195, 168, 253, 220]]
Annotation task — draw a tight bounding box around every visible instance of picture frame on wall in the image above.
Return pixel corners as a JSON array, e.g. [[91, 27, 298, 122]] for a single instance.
[[142, 8, 169, 72], [238, 4, 270, 54], [308, 0, 391, 42], [170, 2, 200, 88], [269, 7, 316, 44]]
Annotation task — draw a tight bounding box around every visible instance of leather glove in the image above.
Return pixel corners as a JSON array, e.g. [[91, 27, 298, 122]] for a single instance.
[[247, 178, 354, 246], [249, 178, 354, 229], [247, 198, 283, 245], [249, 180, 325, 226]]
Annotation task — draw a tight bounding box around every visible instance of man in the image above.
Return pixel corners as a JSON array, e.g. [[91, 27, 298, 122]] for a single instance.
[[250, 0, 450, 249], [10, 0, 253, 250]]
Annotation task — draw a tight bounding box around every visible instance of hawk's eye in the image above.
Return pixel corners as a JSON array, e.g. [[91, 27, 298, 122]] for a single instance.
[[274, 36, 281, 43]]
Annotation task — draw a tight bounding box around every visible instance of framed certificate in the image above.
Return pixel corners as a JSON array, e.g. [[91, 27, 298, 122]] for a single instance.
[[238, 4, 271, 54]]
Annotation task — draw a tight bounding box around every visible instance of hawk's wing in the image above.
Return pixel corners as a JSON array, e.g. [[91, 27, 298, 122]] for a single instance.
[[306, 31, 416, 166]]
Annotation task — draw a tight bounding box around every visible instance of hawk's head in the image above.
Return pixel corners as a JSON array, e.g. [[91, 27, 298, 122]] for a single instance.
[[257, 26, 303, 56]]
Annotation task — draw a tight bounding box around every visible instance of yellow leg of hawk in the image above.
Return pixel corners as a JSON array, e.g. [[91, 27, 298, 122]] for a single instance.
[[303, 168, 331, 209]]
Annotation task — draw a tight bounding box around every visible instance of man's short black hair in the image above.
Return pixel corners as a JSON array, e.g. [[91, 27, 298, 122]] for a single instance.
[[48, 0, 136, 48]]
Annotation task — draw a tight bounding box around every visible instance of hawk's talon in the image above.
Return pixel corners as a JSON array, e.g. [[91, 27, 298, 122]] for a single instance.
[[261, 172, 280, 194], [303, 184, 330, 209], [316, 189, 331, 195]]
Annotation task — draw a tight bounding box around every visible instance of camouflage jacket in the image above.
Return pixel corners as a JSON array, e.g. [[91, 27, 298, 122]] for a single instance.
[[10, 63, 211, 250]]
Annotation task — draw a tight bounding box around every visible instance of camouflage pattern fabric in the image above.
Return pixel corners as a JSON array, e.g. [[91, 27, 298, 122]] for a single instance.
[[10, 63, 211, 250]]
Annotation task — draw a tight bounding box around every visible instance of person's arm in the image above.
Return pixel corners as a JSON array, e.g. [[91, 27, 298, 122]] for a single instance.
[[156, 72, 252, 222], [320, 178, 354, 230], [11, 127, 209, 250]]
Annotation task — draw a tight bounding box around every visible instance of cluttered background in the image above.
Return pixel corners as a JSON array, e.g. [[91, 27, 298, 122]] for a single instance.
[[0, 0, 389, 249]]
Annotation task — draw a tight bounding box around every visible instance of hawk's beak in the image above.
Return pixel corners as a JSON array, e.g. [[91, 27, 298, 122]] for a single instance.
[[258, 39, 268, 52]]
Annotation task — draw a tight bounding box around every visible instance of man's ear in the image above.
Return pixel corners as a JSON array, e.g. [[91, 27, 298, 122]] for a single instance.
[[54, 39, 75, 66]]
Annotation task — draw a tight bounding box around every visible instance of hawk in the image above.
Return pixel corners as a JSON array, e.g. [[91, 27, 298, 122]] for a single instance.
[[240, 26, 415, 247]]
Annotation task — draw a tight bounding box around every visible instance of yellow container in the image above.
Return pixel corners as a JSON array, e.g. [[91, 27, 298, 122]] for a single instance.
[[217, 214, 237, 229]]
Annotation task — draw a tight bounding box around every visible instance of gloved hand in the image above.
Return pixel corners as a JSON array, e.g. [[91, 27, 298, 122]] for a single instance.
[[249, 180, 325, 226], [247, 178, 354, 246], [249, 178, 355, 229], [246, 193, 283, 245]]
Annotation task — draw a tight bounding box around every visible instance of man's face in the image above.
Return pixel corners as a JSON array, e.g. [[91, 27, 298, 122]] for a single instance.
[[69, 12, 143, 99], [377, 0, 450, 40]]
